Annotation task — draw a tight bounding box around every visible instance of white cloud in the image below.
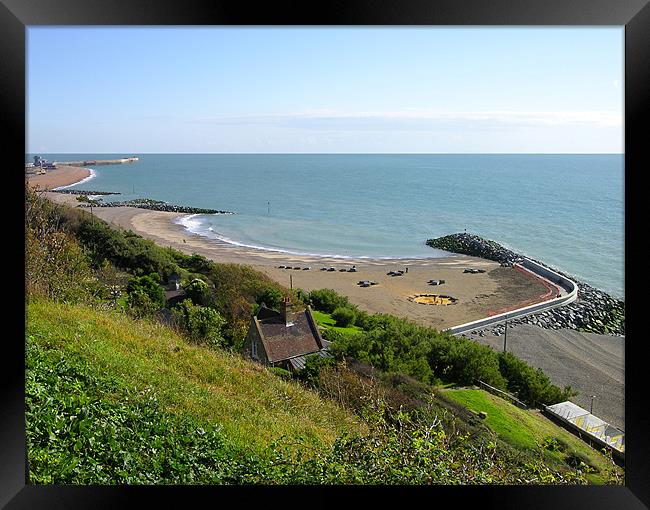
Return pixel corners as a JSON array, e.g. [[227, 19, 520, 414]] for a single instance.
[[191, 109, 622, 129]]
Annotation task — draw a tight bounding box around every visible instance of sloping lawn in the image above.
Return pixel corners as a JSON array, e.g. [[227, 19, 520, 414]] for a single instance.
[[311, 310, 364, 336], [440, 389, 623, 485]]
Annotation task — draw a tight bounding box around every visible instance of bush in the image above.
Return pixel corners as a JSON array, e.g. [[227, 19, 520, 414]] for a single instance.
[[65, 210, 178, 280], [185, 278, 213, 307], [498, 351, 576, 406], [331, 307, 356, 327], [297, 354, 338, 387], [309, 289, 354, 314], [126, 273, 165, 308], [171, 300, 226, 349], [256, 287, 284, 310], [25, 185, 95, 304]]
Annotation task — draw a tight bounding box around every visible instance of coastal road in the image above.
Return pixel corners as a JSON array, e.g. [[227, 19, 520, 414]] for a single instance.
[[466, 323, 624, 430]]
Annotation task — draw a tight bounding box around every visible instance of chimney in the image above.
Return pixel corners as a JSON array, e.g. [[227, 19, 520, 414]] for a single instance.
[[282, 296, 293, 326]]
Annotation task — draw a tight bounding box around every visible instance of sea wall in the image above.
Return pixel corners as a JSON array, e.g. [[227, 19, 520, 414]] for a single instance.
[[427, 233, 624, 336], [447, 260, 578, 336]]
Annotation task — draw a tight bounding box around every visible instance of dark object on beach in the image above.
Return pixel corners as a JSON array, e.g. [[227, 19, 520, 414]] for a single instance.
[[464, 268, 485, 274], [387, 271, 404, 277], [320, 267, 328, 271], [327, 267, 336, 272], [339, 268, 347, 272], [428, 279, 445, 286], [358, 280, 379, 287], [347, 268, 357, 272], [278, 265, 286, 269], [302, 267, 310, 270], [293, 267, 301, 270], [405, 267, 408, 273]]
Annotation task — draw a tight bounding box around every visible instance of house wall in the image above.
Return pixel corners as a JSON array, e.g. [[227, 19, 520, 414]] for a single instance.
[[242, 318, 270, 365]]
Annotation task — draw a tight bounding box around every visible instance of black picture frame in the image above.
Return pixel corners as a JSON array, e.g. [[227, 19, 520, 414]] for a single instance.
[[3, 0, 648, 507]]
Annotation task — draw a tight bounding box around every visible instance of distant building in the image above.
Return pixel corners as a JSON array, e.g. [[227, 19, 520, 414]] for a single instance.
[[164, 272, 185, 304], [167, 272, 182, 291], [243, 297, 331, 371]]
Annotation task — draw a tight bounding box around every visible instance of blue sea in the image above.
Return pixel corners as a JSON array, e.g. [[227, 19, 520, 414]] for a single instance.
[[30, 154, 625, 299]]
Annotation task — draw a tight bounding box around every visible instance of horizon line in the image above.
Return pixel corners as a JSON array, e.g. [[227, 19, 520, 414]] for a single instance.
[[25, 151, 625, 155]]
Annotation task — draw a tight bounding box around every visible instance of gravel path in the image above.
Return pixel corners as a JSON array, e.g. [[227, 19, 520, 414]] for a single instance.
[[466, 323, 624, 430]]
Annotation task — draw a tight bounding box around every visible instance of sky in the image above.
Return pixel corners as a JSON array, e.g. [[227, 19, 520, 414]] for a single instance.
[[27, 27, 624, 154]]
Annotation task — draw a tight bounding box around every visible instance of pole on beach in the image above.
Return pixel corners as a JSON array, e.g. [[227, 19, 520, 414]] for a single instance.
[[503, 318, 508, 353], [590, 395, 597, 414], [290, 274, 293, 291]]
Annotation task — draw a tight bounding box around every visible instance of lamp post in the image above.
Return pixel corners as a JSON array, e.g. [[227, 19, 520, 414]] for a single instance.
[[590, 395, 597, 414]]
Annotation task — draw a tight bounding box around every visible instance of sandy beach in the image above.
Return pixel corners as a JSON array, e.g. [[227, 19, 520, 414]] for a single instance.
[[42, 186, 551, 331], [26, 165, 91, 191]]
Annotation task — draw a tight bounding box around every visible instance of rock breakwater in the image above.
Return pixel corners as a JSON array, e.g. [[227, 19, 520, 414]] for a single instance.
[[427, 233, 624, 337], [52, 189, 121, 195], [80, 198, 234, 215]]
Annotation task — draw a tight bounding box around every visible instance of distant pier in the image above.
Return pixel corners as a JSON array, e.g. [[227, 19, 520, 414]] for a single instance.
[[54, 157, 139, 167]]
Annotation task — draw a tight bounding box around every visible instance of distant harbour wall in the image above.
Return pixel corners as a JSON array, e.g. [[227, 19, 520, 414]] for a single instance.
[[54, 157, 139, 167]]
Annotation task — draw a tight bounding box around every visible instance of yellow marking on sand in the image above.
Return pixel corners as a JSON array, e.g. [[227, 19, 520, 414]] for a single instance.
[[412, 295, 456, 306]]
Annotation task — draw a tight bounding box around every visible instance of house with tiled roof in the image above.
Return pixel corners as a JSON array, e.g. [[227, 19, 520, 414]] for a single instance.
[[243, 297, 332, 371]]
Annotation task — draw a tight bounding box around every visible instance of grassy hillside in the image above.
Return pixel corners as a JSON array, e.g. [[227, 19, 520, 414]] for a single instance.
[[440, 389, 623, 484], [26, 299, 364, 457]]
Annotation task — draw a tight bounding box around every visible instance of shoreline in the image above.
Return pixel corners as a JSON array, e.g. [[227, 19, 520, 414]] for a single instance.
[[26, 165, 93, 191], [29, 164, 624, 429], [44, 190, 557, 331], [32, 164, 621, 334]]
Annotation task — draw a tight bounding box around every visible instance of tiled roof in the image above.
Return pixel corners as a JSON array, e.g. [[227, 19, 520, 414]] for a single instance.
[[257, 308, 323, 363]]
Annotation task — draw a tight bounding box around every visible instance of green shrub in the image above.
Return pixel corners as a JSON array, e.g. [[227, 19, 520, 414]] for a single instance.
[[25, 185, 95, 304], [171, 300, 226, 349], [498, 351, 576, 406], [256, 287, 284, 310], [297, 354, 338, 387], [126, 273, 165, 307], [185, 278, 213, 306], [309, 289, 354, 314], [331, 307, 356, 327]]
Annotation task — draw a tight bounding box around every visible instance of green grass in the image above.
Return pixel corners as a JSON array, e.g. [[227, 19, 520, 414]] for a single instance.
[[26, 300, 365, 456], [311, 310, 364, 335], [440, 389, 623, 484]]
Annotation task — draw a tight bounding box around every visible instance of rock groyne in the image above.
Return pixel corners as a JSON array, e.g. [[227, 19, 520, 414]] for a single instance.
[[52, 189, 121, 196], [426, 233, 624, 336], [79, 198, 234, 215]]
